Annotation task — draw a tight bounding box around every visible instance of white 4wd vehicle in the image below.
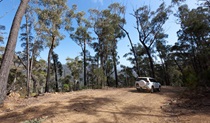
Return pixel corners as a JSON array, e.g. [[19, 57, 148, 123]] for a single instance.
[[135, 77, 161, 93]]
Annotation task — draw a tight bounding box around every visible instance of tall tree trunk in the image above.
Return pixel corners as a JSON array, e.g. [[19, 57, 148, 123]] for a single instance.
[[25, 13, 30, 97], [147, 50, 155, 78], [7, 70, 17, 95], [52, 53, 58, 92], [54, 62, 58, 92], [45, 36, 55, 92], [119, 25, 140, 76], [0, 0, 29, 104], [111, 41, 118, 88], [112, 49, 118, 88], [146, 48, 155, 78], [142, 43, 155, 78], [31, 45, 36, 93], [106, 76, 110, 86], [161, 59, 167, 85], [157, 51, 167, 85], [99, 54, 104, 88], [174, 58, 186, 84], [83, 40, 87, 86]]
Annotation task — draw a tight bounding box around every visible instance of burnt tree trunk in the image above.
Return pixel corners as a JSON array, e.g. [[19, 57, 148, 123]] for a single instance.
[[52, 53, 58, 92], [45, 36, 55, 92], [113, 53, 118, 88], [83, 40, 87, 86], [141, 42, 155, 78]]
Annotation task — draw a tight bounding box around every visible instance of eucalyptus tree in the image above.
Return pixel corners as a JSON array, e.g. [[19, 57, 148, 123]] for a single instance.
[[19, 1, 46, 95], [29, 33, 45, 93], [19, 7, 34, 96], [108, 3, 126, 87], [156, 40, 171, 85], [70, 10, 92, 86], [173, 4, 210, 87], [35, 0, 70, 92], [89, 3, 125, 87], [89, 8, 113, 77], [0, 0, 29, 104], [133, 2, 171, 78], [18, 28, 44, 94]]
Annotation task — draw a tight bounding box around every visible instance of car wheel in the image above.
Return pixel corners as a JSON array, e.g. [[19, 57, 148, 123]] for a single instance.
[[157, 86, 161, 92], [137, 88, 142, 92], [150, 86, 154, 93]]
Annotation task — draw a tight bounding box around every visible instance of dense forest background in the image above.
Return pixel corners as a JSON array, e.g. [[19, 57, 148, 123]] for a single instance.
[[0, 0, 209, 104]]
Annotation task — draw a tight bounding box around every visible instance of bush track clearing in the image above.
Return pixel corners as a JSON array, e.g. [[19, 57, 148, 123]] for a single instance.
[[0, 86, 209, 123]]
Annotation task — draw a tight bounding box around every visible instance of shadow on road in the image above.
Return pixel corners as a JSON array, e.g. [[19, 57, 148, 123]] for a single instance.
[[1, 86, 209, 123]]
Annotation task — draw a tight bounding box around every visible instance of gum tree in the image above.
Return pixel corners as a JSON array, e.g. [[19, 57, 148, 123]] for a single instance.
[[89, 3, 125, 87], [35, 0, 70, 92], [133, 3, 171, 78], [0, 0, 30, 104], [70, 10, 92, 86]]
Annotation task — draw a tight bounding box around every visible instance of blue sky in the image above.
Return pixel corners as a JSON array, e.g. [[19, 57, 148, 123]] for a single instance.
[[0, 0, 199, 66]]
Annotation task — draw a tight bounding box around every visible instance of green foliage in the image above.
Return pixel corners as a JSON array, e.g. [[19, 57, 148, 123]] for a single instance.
[[200, 69, 210, 87], [0, 25, 5, 61], [81, 85, 88, 90], [60, 75, 72, 91], [21, 117, 47, 123], [183, 68, 198, 89], [35, 0, 72, 92], [89, 3, 126, 87], [0, 25, 5, 43], [66, 57, 83, 81], [173, 4, 210, 88], [32, 59, 47, 93], [133, 2, 171, 78], [63, 84, 69, 92], [93, 67, 107, 88], [70, 9, 92, 86], [168, 67, 183, 86], [36, 0, 69, 40], [119, 65, 136, 87]]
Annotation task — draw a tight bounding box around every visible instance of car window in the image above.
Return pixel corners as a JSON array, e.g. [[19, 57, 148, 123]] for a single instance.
[[136, 78, 148, 82], [149, 79, 156, 82]]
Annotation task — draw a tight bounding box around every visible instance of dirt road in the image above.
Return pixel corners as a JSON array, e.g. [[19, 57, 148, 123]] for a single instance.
[[0, 86, 209, 123]]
